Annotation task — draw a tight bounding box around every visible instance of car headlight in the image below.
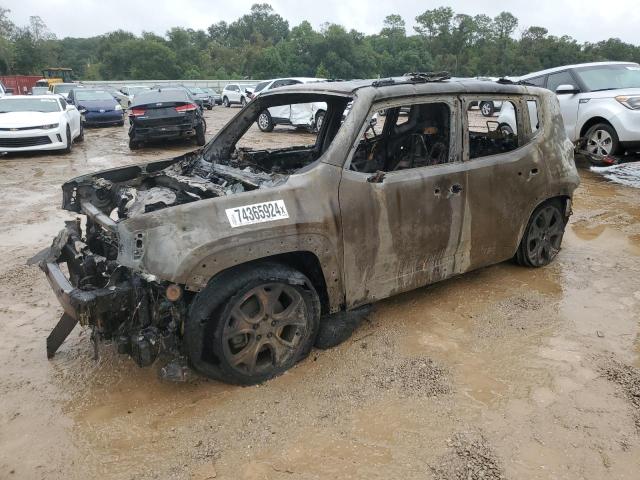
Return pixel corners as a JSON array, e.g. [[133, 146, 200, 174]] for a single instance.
[[615, 95, 640, 110], [40, 123, 59, 129], [115, 104, 123, 111]]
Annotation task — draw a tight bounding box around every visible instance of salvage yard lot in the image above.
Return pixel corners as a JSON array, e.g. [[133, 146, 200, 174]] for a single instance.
[[1, 106, 640, 479]]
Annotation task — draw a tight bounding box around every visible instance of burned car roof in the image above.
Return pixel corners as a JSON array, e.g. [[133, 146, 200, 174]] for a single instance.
[[257, 76, 536, 99]]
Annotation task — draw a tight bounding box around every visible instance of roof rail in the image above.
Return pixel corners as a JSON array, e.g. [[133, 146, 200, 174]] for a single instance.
[[404, 71, 451, 82], [496, 77, 536, 87], [372, 72, 451, 88]]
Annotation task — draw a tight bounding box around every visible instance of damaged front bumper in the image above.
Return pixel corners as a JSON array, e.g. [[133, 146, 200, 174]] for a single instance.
[[29, 217, 184, 366], [29, 219, 137, 358]]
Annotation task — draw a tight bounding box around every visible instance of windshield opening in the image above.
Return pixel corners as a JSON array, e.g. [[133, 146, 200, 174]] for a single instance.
[[53, 84, 76, 94], [0, 98, 61, 113], [575, 64, 640, 91], [254, 81, 270, 93], [75, 90, 115, 101]]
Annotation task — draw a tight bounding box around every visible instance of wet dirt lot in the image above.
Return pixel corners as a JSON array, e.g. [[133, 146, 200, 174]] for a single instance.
[[1, 106, 639, 480]]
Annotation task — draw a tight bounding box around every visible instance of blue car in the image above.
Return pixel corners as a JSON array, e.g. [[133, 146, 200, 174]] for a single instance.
[[67, 89, 125, 126]]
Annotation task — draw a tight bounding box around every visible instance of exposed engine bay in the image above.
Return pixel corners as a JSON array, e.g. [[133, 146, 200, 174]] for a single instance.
[[65, 145, 318, 220]]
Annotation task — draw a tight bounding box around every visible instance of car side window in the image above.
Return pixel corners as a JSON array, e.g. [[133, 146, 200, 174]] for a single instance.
[[547, 71, 576, 93], [465, 99, 519, 159], [59, 98, 67, 110], [350, 102, 452, 173], [527, 100, 540, 133]]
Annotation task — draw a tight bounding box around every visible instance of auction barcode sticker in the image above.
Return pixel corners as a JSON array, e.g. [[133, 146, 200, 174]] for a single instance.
[[226, 200, 289, 228]]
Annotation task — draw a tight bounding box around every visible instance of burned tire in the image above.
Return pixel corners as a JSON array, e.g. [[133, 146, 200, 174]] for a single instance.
[[257, 110, 274, 132], [185, 263, 321, 385], [480, 101, 495, 117], [584, 123, 620, 157], [516, 201, 566, 268]]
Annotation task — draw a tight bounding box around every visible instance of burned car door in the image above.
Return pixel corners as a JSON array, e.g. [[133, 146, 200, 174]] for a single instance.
[[339, 98, 468, 308], [461, 95, 548, 269]]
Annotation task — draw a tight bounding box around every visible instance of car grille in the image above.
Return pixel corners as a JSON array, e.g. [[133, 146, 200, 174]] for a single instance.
[[0, 136, 52, 148]]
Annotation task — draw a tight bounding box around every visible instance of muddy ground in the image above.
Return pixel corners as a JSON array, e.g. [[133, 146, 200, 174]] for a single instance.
[[1, 106, 639, 480]]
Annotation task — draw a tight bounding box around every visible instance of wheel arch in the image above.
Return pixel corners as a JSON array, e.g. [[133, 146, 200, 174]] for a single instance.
[[183, 237, 343, 315], [578, 116, 615, 138], [514, 194, 572, 255]]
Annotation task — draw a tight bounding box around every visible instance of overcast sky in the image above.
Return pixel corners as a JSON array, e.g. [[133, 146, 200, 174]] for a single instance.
[[4, 0, 640, 44]]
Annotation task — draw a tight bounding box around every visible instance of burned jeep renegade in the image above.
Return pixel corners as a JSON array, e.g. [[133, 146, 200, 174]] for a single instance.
[[30, 74, 579, 385]]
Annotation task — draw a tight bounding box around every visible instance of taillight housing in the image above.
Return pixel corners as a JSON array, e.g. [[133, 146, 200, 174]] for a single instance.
[[175, 103, 198, 113], [129, 108, 146, 117]]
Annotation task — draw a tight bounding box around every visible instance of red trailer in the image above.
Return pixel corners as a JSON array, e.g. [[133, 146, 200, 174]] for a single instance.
[[0, 75, 42, 94]]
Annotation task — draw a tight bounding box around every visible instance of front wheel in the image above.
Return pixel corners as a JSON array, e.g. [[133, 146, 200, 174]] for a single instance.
[[314, 111, 325, 133], [516, 201, 566, 267], [223, 96, 230, 108], [257, 110, 274, 132], [480, 101, 495, 117], [185, 263, 320, 385], [63, 126, 72, 153], [240, 96, 247, 108], [584, 123, 620, 157]]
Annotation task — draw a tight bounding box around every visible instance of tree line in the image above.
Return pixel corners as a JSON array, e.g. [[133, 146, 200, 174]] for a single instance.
[[1, 4, 639, 81]]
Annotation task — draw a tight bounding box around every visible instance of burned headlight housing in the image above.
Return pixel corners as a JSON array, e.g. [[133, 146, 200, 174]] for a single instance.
[[615, 95, 640, 110]]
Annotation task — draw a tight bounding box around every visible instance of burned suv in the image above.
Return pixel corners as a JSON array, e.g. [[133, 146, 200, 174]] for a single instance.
[[31, 74, 579, 385]]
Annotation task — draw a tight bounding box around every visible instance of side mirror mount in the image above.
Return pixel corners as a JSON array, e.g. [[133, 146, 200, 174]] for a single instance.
[[556, 84, 579, 95]]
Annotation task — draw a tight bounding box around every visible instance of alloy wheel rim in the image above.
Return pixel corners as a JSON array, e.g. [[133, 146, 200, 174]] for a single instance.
[[481, 103, 492, 115], [526, 206, 564, 266], [258, 113, 269, 129], [221, 283, 307, 375], [586, 129, 613, 156]]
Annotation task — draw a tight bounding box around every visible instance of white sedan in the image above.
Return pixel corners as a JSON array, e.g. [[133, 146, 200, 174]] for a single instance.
[[0, 95, 83, 153]]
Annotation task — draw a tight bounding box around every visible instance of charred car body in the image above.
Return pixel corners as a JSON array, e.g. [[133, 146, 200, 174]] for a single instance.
[[31, 75, 579, 385], [128, 88, 206, 150]]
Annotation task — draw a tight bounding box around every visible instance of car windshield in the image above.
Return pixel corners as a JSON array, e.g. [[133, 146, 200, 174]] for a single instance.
[[75, 90, 115, 101], [0, 97, 61, 113], [254, 81, 270, 93], [53, 84, 76, 94], [189, 87, 204, 94], [32, 87, 48, 94], [129, 87, 150, 95], [575, 64, 640, 91]]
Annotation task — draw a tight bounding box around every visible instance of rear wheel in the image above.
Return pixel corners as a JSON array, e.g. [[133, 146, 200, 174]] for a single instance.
[[240, 97, 247, 108], [223, 96, 230, 108], [185, 263, 320, 385], [516, 201, 566, 267], [499, 123, 513, 135], [128, 137, 140, 150], [584, 123, 620, 157], [206, 105, 213, 110], [195, 121, 206, 146], [257, 110, 274, 132], [76, 123, 84, 142]]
